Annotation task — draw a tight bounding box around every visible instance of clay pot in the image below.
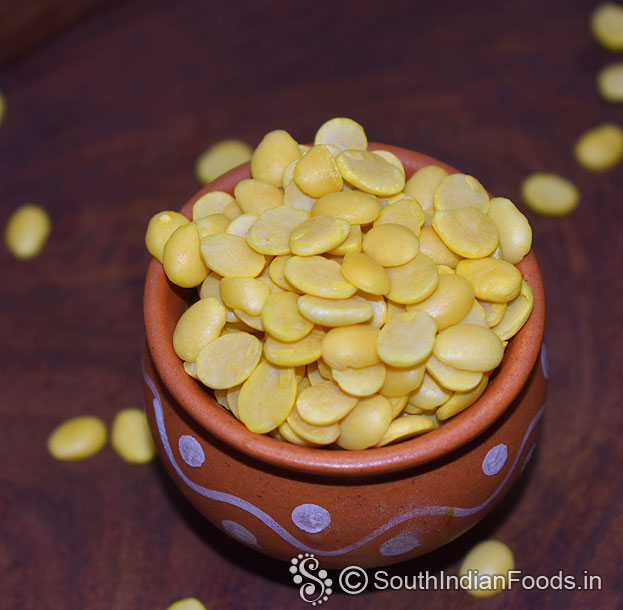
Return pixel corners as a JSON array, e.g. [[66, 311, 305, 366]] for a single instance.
[[142, 144, 546, 569]]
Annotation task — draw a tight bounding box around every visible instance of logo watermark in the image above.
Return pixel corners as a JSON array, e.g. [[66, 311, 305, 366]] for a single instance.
[[290, 553, 333, 605], [290, 556, 603, 604]]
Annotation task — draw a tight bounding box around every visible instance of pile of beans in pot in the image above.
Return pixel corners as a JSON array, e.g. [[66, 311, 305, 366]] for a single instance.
[[145, 117, 534, 450]]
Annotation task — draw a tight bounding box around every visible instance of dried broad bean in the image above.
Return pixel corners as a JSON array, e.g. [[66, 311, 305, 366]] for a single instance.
[[408, 273, 475, 329], [264, 328, 325, 366], [48, 415, 107, 461], [456, 258, 522, 303], [436, 375, 489, 421], [433, 207, 499, 259], [297, 294, 373, 326], [287, 406, 341, 445], [597, 62, 623, 103], [337, 395, 392, 450], [145, 210, 188, 262], [321, 325, 380, 370], [374, 196, 425, 235], [196, 140, 252, 184], [200, 233, 265, 277], [434, 324, 504, 372], [167, 597, 208, 610], [246, 206, 310, 255], [380, 364, 426, 398], [219, 277, 270, 316], [486, 197, 532, 264], [296, 381, 358, 425], [459, 539, 515, 598], [262, 291, 314, 342], [492, 280, 534, 340], [237, 360, 297, 433], [284, 255, 356, 299], [426, 354, 483, 392], [196, 332, 262, 389], [234, 178, 282, 214], [329, 224, 362, 255], [312, 190, 381, 224], [173, 297, 227, 361], [294, 145, 343, 197], [226, 213, 258, 237], [111, 408, 156, 464], [193, 191, 237, 220], [408, 372, 451, 411], [341, 251, 391, 296], [521, 172, 580, 216], [377, 310, 437, 368], [251, 129, 300, 187], [386, 252, 439, 304], [591, 2, 623, 52], [574, 123, 623, 171], [289, 215, 350, 255], [337, 149, 405, 196], [332, 363, 386, 397], [163, 222, 208, 287], [195, 214, 230, 239], [418, 226, 462, 268], [362, 223, 419, 267], [404, 165, 448, 210], [433, 173, 489, 212], [314, 117, 367, 151], [376, 415, 434, 447]]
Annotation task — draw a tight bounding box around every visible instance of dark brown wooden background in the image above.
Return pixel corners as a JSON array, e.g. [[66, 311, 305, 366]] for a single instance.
[[1, 1, 621, 608]]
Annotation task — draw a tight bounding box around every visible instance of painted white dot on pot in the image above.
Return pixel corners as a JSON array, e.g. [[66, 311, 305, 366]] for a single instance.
[[221, 519, 258, 547], [482, 443, 508, 476], [540, 343, 549, 380], [291, 503, 332, 533], [178, 434, 205, 467], [380, 532, 420, 556]]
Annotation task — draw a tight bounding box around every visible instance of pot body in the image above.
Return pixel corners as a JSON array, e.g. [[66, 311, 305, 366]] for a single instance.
[[142, 346, 547, 569], [142, 143, 547, 569]]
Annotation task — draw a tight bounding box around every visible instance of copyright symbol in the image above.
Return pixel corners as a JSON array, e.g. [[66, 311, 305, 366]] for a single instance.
[[339, 565, 368, 594]]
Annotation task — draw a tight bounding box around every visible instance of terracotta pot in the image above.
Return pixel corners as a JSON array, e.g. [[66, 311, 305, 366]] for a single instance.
[[142, 144, 547, 569]]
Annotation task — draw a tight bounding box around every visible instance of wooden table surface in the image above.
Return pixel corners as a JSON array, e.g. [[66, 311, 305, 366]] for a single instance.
[[1, 1, 621, 608]]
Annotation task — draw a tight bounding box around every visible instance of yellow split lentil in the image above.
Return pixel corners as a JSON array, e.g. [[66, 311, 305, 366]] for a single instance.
[[596, 62, 623, 103], [459, 539, 515, 598], [237, 360, 297, 434], [404, 164, 448, 210], [173, 297, 227, 361], [48, 415, 107, 461], [163, 222, 208, 288], [167, 598, 208, 610], [111, 408, 157, 464], [314, 117, 367, 151], [193, 191, 237, 220], [251, 129, 300, 187], [146, 117, 535, 447], [5, 204, 52, 260], [332, 363, 386, 397], [195, 139, 253, 184], [591, 2, 623, 52], [433, 173, 489, 212], [145, 211, 188, 262], [312, 190, 381, 224], [521, 172, 580, 216], [574, 123, 623, 171], [294, 145, 343, 197]]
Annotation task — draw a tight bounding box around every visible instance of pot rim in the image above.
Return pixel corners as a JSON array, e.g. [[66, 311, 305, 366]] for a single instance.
[[144, 143, 545, 476]]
